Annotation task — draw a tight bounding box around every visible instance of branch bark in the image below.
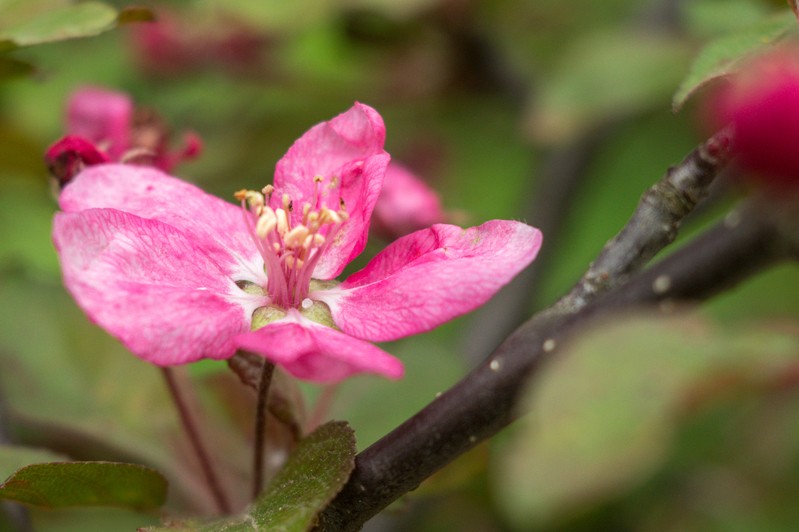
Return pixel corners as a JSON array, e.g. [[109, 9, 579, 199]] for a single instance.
[[314, 131, 797, 531], [317, 200, 790, 531]]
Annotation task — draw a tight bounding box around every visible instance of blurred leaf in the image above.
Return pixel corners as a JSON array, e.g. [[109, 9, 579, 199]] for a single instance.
[[495, 313, 799, 529], [682, 0, 773, 38], [0, 0, 118, 51], [0, 445, 67, 479], [528, 32, 690, 144], [0, 461, 167, 510], [0, 179, 60, 280], [672, 11, 797, 110], [146, 421, 355, 531]]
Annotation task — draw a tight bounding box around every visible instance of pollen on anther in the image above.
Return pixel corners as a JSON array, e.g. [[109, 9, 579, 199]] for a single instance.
[[489, 359, 501, 372], [543, 338, 556, 352]]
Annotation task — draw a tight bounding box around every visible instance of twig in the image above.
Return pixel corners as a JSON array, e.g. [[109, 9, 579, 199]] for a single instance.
[[316, 201, 789, 531], [251, 360, 275, 500], [313, 131, 764, 531], [556, 127, 733, 313], [161, 367, 232, 515]]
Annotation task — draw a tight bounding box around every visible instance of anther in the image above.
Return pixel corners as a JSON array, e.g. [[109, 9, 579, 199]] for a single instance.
[[285, 226, 309, 248], [276, 208, 289, 234]]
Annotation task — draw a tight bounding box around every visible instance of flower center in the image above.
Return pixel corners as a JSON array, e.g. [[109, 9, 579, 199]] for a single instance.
[[235, 178, 348, 308]]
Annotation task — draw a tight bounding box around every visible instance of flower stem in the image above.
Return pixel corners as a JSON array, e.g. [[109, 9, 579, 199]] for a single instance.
[[252, 360, 275, 500], [161, 367, 232, 515]]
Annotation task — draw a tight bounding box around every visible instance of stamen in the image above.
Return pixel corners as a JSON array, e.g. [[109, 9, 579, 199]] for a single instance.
[[239, 182, 347, 309], [255, 209, 277, 238], [284, 226, 309, 248], [276, 208, 289, 234]]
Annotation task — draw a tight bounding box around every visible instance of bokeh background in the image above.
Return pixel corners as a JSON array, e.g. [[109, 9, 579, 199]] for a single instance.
[[2, 0, 799, 530]]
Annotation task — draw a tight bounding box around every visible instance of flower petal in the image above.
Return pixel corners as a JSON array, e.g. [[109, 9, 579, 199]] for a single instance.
[[67, 87, 132, 160], [53, 209, 264, 365], [315, 221, 542, 341], [59, 164, 264, 283], [273, 103, 389, 279], [235, 315, 404, 383]]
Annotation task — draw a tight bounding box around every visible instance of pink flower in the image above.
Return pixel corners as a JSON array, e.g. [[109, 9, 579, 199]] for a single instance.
[[129, 10, 267, 77], [372, 163, 446, 239], [46, 86, 202, 187], [52, 104, 542, 383], [712, 49, 799, 189]]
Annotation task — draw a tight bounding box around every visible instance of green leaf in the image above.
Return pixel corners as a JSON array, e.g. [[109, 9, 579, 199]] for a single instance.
[[147, 421, 356, 532], [527, 32, 691, 144], [0, 1, 118, 51], [249, 421, 356, 530], [672, 12, 797, 110], [0, 445, 68, 480], [0, 461, 167, 510], [494, 314, 799, 528]]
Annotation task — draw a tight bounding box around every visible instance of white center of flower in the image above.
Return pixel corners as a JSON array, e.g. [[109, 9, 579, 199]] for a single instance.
[[235, 178, 347, 308]]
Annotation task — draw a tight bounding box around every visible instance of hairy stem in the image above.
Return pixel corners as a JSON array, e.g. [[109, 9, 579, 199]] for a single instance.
[[252, 360, 275, 500], [161, 367, 232, 515]]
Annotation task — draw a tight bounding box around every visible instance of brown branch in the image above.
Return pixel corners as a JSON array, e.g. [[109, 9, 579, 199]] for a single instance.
[[556, 128, 733, 313], [316, 200, 790, 531]]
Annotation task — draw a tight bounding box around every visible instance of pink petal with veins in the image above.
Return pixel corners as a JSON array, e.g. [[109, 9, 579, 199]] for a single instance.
[[235, 314, 404, 383], [273, 103, 388, 278], [59, 164, 264, 283], [53, 209, 263, 365], [315, 220, 542, 341]]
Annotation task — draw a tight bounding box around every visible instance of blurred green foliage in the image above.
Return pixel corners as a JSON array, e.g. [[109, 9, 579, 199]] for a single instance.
[[1, 0, 798, 529]]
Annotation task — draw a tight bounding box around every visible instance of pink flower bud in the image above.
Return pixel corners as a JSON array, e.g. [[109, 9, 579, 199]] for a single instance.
[[712, 48, 799, 189]]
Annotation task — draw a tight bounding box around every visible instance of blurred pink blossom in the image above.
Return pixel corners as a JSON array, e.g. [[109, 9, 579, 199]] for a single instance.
[[53, 104, 542, 383], [46, 86, 202, 187], [372, 163, 446, 239], [130, 10, 267, 76], [712, 48, 799, 189]]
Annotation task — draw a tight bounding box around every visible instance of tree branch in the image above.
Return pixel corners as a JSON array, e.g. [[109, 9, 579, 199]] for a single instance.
[[314, 131, 789, 531], [556, 128, 732, 313], [317, 200, 790, 531]]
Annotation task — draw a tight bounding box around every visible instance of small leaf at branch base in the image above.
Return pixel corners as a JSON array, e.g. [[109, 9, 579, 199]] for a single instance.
[[0, 461, 167, 510], [672, 12, 797, 111], [249, 421, 356, 530], [144, 421, 356, 532]]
